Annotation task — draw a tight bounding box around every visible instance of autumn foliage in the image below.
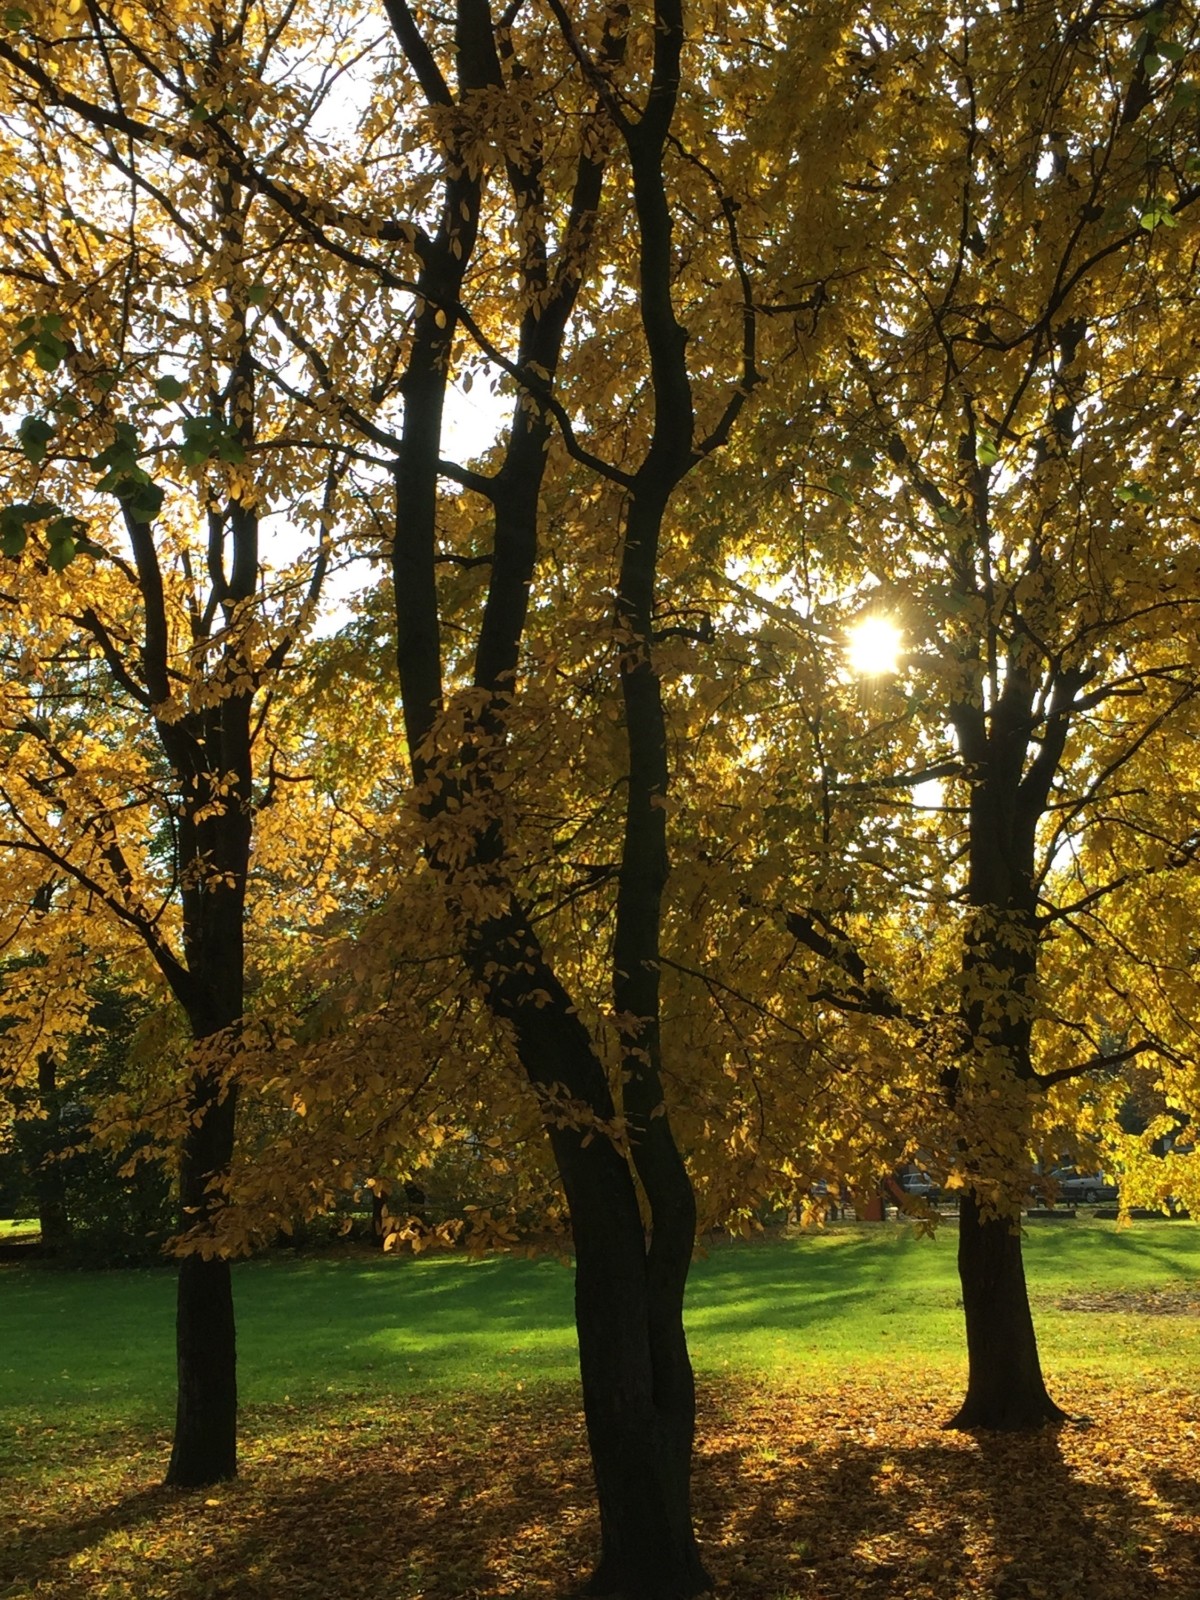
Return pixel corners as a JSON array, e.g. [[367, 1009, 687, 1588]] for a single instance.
[[2, 0, 1200, 1592]]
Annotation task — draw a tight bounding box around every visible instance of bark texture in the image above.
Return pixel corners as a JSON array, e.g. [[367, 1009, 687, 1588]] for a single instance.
[[945, 1191, 1067, 1431], [168, 1249, 239, 1484]]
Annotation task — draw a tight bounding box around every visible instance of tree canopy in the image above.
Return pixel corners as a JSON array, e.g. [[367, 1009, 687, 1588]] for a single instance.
[[2, 0, 1200, 1591]]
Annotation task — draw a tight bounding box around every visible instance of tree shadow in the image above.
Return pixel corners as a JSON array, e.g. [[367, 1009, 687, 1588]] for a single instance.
[[6, 1381, 1197, 1600], [2, 1477, 175, 1590], [696, 1386, 1200, 1598], [1, 1394, 594, 1600]]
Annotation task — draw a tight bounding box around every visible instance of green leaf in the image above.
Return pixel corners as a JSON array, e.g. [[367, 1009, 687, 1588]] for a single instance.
[[46, 536, 76, 572], [179, 416, 246, 467], [14, 315, 72, 374], [215, 432, 247, 465], [93, 445, 140, 485], [35, 344, 66, 373], [1157, 39, 1186, 60], [977, 434, 1000, 467], [828, 472, 852, 502], [180, 421, 216, 466], [2, 7, 33, 31], [0, 500, 57, 558], [246, 282, 268, 307], [17, 415, 54, 464], [1116, 483, 1154, 505], [1139, 200, 1179, 231], [46, 515, 85, 545], [115, 476, 165, 523], [3, 501, 57, 524], [155, 375, 186, 402]]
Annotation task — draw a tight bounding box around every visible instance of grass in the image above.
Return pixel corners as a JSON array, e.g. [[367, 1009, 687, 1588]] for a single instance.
[[0, 1216, 38, 1236], [3, 1218, 1199, 1599], [4, 1217, 1198, 1468]]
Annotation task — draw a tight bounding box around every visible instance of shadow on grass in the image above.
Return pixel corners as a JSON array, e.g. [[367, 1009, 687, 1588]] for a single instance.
[[1, 1480, 175, 1588], [700, 1385, 1200, 1600], [6, 1380, 1199, 1600], [1021, 1222, 1200, 1283], [1, 1396, 593, 1600]]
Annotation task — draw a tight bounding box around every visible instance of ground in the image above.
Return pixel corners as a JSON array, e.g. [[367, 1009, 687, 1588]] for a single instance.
[[3, 1219, 1198, 1599]]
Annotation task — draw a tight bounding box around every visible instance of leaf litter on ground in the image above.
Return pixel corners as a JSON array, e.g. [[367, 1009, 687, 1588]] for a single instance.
[[3, 1374, 1199, 1600]]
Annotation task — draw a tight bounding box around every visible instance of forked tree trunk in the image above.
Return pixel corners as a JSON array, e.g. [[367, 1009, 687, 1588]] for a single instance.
[[946, 1190, 1066, 1430], [379, 1, 717, 1582], [468, 927, 710, 1599]]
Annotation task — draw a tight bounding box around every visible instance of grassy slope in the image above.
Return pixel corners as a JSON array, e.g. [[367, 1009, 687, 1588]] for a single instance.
[[3, 1218, 1198, 1466]]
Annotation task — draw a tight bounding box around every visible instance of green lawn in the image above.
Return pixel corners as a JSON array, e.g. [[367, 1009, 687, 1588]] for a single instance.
[[3, 1216, 1198, 1480], [4, 1219, 1199, 1600]]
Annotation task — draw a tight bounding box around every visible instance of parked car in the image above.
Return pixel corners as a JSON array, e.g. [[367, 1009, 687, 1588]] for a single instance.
[[1046, 1167, 1119, 1205], [896, 1169, 940, 1203]]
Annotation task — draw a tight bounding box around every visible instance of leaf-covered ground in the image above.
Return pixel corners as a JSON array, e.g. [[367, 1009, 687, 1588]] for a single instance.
[[5, 1374, 1199, 1600]]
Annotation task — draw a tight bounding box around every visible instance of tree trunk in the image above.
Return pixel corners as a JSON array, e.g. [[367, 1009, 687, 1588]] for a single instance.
[[165, 1065, 239, 1485], [379, 5, 711, 1584], [946, 1190, 1066, 1430], [464, 912, 709, 1599], [576, 1278, 709, 1599], [167, 1251, 238, 1484], [560, 1129, 709, 1600]]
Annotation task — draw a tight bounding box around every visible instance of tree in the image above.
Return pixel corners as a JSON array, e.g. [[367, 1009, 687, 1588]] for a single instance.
[[0, 10, 348, 1478], [707, 0, 1200, 1427], [16, 1, 1200, 1580], [0, 932, 177, 1263]]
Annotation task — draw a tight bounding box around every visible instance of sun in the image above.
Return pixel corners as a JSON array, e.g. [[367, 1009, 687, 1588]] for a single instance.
[[847, 615, 903, 676]]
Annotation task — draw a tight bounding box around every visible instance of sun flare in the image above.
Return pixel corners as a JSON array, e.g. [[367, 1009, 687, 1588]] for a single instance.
[[847, 616, 903, 676]]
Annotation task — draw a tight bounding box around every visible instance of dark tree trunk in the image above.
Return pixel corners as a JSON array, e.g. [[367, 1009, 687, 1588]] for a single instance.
[[34, 1052, 71, 1251], [167, 1252, 238, 1484], [160, 671, 252, 1487], [165, 1064, 240, 1485], [946, 1190, 1066, 1430], [576, 1271, 709, 1600], [379, 4, 719, 1587], [943, 654, 1078, 1431], [570, 1132, 707, 1599], [463, 914, 710, 1599]]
